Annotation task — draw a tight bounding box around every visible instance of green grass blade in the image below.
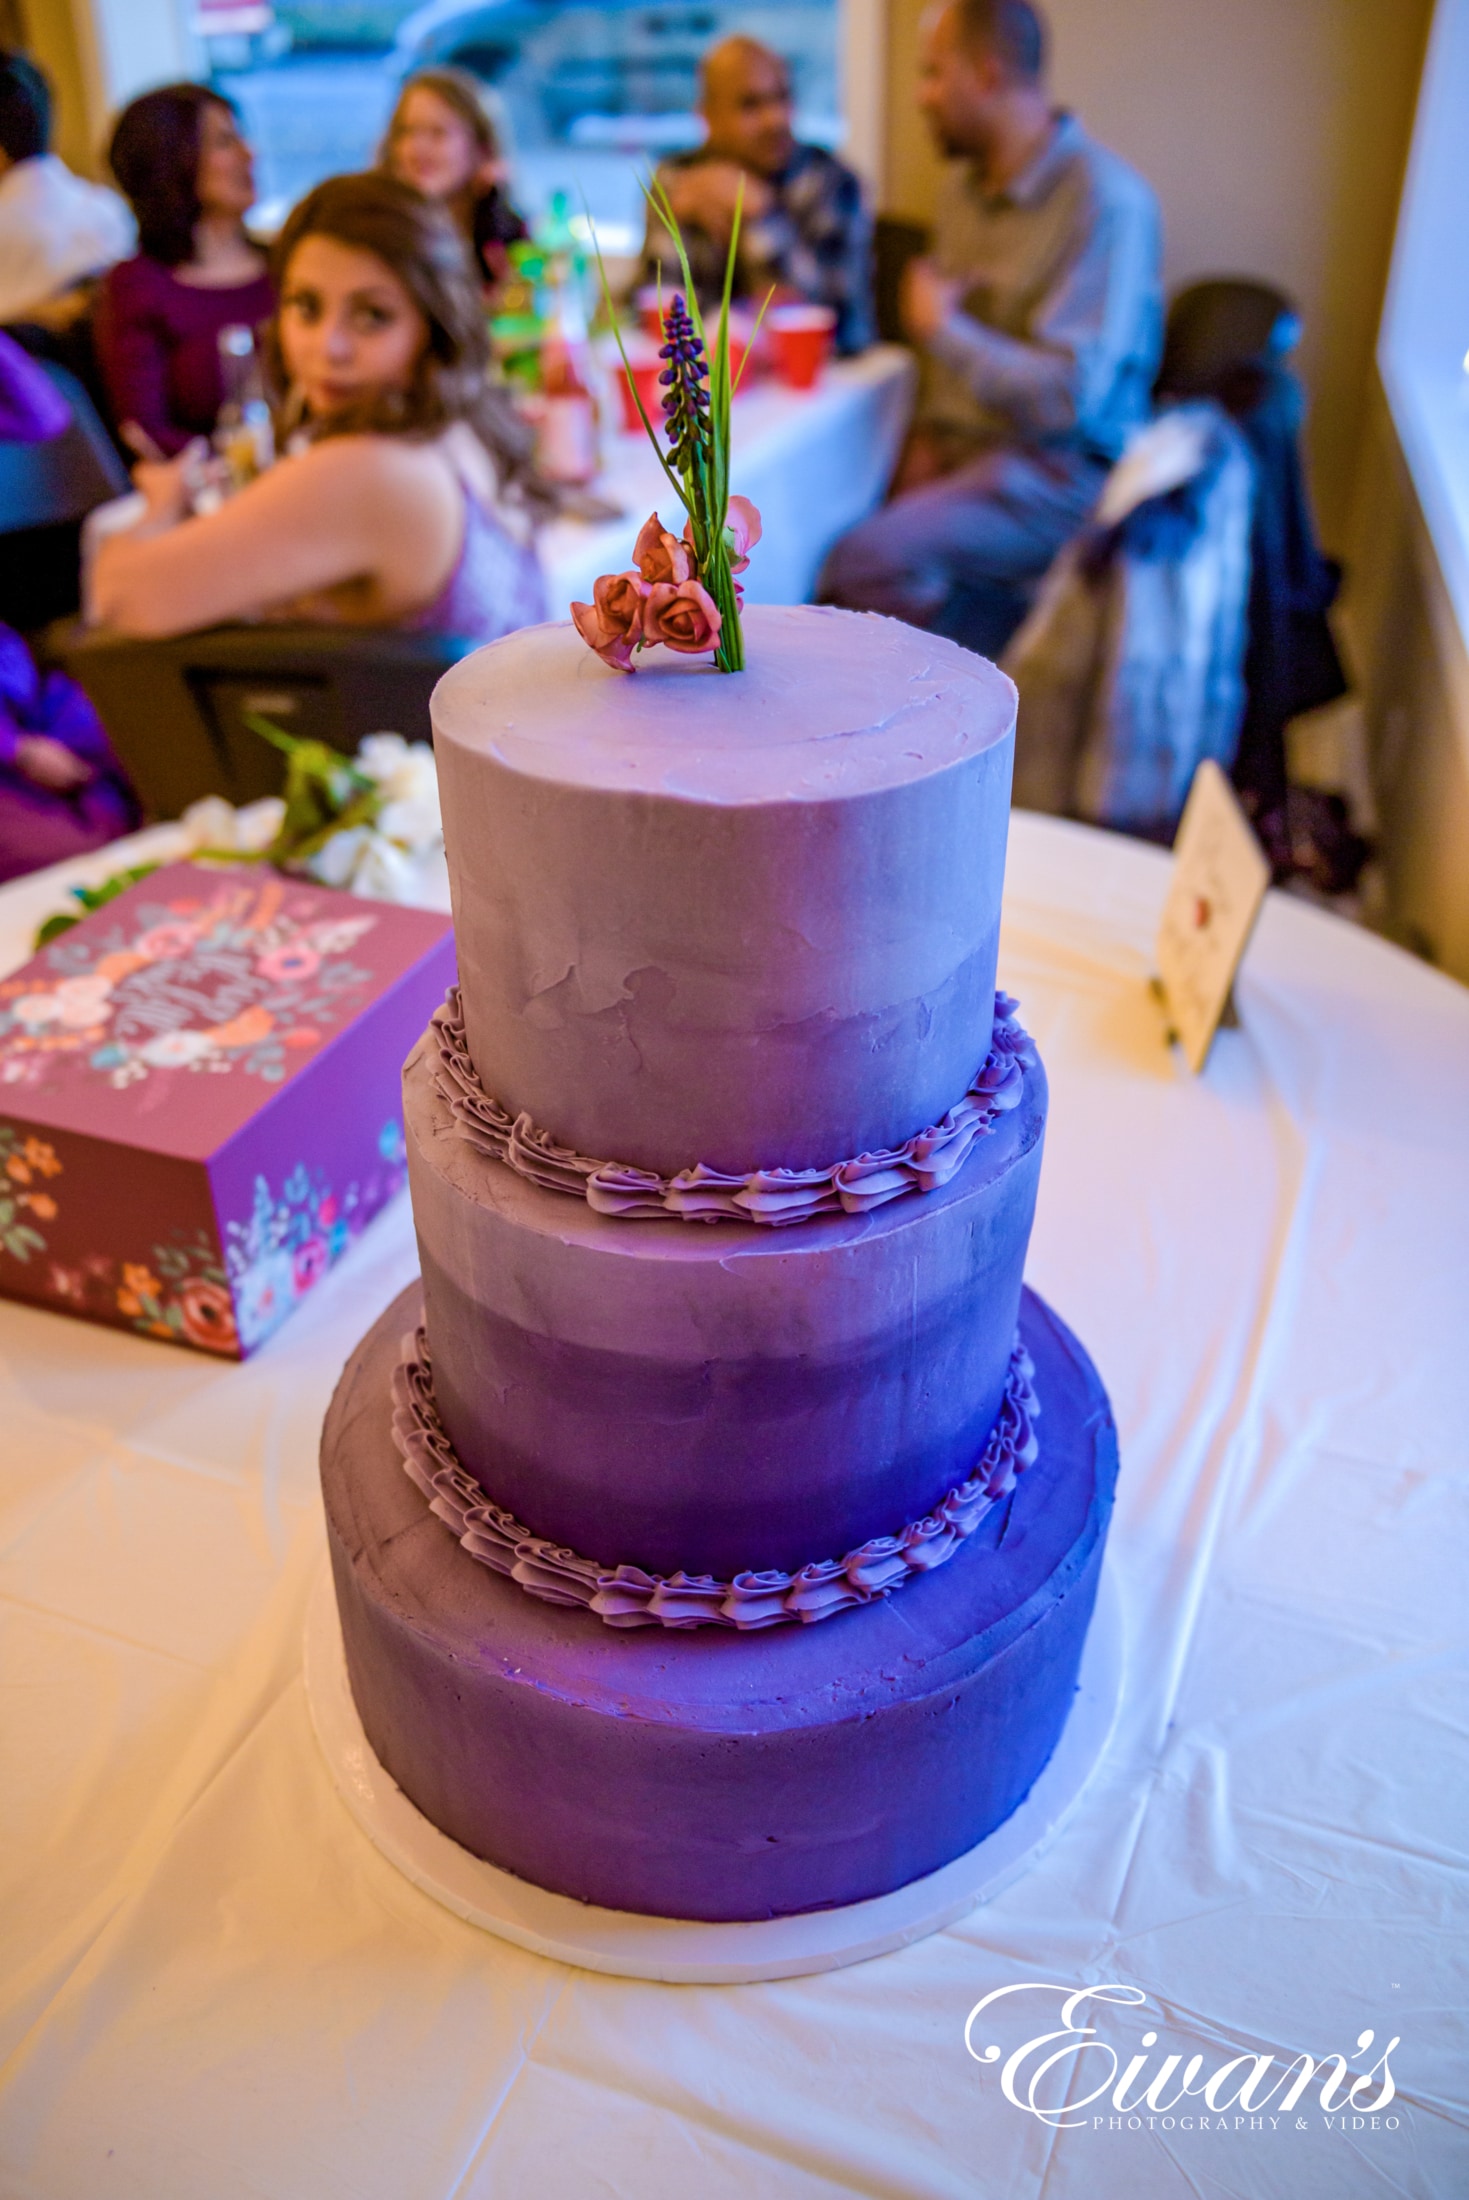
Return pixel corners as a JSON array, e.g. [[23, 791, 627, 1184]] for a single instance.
[[645, 170, 706, 344], [732, 283, 776, 397], [635, 170, 748, 670], [582, 194, 689, 516]]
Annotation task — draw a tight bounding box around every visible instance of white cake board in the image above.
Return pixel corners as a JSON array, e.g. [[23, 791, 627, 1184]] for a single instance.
[[304, 1560, 1125, 1984]]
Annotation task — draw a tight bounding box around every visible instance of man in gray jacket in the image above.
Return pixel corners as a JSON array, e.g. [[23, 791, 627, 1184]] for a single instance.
[[820, 0, 1161, 656]]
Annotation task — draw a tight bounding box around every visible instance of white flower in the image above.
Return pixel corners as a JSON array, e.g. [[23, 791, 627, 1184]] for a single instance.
[[345, 833, 417, 903], [355, 730, 409, 785], [302, 826, 417, 904], [234, 797, 286, 853], [139, 1028, 216, 1068], [303, 827, 374, 890], [180, 796, 238, 851], [180, 794, 284, 856], [376, 791, 443, 857], [357, 733, 440, 820]]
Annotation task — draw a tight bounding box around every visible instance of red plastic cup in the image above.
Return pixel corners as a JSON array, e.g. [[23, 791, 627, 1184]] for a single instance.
[[612, 334, 665, 434], [621, 361, 667, 434], [769, 303, 836, 390], [636, 286, 667, 342]]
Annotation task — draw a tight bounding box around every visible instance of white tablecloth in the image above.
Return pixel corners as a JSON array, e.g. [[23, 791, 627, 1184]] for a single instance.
[[0, 816, 1464, 2198], [539, 346, 916, 616]]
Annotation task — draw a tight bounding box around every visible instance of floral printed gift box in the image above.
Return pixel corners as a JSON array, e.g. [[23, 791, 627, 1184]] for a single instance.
[[0, 863, 454, 1356]]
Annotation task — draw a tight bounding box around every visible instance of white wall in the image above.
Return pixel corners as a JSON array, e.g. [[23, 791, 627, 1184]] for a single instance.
[[839, 0, 887, 192], [86, 0, 200, 111], [21, 0, 200, 169]]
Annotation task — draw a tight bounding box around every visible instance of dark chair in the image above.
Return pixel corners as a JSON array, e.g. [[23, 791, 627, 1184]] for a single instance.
[[1156, 277, 1355, 882], [1156, 277, 1302, 414], [873, 217, 930, 346], [54, 621, 474, 819], [4, 305, 127, 461], [0, 358, 129, 633]]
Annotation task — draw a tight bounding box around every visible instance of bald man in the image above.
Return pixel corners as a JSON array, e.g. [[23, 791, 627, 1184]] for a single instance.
[[643, 37, 872, 354], [820, 0, 1161, 656]]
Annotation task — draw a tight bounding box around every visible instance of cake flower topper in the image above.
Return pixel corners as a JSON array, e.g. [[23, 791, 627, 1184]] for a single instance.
[[575, 178, 767, 675]]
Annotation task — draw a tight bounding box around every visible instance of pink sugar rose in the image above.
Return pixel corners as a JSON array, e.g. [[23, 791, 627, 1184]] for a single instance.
[[570, 568, 648, 672], [632, 512, 692, 586], [680, 495, 762, 575], [724, 494, 762, 572], [642, 578, 723, 655]]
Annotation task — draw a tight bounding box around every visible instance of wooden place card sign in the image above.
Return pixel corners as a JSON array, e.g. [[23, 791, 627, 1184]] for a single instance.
[[1154, 760, 1271, 1073]]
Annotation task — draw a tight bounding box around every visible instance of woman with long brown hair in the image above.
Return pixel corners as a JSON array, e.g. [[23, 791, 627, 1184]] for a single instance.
[[97, 83, 271, 456], [379, 67, 527, 289], [92, 172, 547, 642]]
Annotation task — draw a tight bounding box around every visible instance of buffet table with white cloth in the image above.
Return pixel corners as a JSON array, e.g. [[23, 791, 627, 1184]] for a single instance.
[[0, 817, 1464, 2198], [80, 345, 916, 641], [540, 345, 916, 616]]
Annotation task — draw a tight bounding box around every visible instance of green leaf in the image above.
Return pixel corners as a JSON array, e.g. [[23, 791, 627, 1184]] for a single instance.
[[31, 864, 163, 952], [243, 714, 383, 871]]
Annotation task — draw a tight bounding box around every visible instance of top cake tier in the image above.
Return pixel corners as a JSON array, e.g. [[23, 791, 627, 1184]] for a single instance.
[[430, 604, 1016, 1178]]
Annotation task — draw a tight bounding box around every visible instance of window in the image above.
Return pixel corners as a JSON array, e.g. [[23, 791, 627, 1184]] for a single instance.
[[205, 0, 843, 248], [1379, 0, 1469, 642]]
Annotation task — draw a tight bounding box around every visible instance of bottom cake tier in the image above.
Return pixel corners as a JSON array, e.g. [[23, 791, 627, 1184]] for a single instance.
[[320, 1284, 1119, 1923]]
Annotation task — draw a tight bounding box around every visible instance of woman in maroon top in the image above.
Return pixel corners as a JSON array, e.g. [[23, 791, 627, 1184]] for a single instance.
[[96, 84, 271, 457]]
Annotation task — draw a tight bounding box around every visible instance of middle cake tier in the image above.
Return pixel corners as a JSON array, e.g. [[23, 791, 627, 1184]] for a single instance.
[[405, 1016, 1047, 1581]]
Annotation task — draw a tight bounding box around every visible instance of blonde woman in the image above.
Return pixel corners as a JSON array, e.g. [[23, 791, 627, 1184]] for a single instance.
[[380, 67, 528, 289]]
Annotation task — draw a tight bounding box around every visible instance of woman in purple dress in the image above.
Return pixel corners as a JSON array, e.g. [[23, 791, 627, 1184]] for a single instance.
[[96, 84, 272, 458], [90, 173, 547, 646]]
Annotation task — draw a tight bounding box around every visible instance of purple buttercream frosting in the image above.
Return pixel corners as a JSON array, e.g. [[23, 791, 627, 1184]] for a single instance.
[[391, 1323, 1040, 1630], [430, 988, 1037, 1226]]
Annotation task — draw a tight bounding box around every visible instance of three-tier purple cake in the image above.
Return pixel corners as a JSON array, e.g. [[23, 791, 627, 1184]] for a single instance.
[[320, 604, 1119, 1922]]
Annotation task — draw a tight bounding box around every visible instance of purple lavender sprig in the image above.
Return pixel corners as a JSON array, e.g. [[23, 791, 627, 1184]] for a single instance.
[[658, 295, 711, 475]]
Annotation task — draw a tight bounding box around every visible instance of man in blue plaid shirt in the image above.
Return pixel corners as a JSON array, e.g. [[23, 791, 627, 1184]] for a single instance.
[[643, 38, 873, 356]]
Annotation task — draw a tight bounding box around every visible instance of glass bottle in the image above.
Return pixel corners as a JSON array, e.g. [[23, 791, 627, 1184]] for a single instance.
[[533, 198, 601, 485], [214, 323, 275, 492]]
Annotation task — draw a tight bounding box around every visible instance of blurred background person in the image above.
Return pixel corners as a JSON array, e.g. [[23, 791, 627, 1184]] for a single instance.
[[380, 66, 527, 292], [820, 0, 1161, 655], [97, 83, 271, 458], [0, 610, 139, 882], [0, 340, 138, 875], [91, 172, 547, 646], [0, 49, 133, 338], [643, 35, 872, 355]]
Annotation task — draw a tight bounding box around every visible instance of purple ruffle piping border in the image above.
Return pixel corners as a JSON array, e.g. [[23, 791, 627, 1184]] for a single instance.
[[431, 989, 1036, 1227], [391, 1328, 1040, 1632]]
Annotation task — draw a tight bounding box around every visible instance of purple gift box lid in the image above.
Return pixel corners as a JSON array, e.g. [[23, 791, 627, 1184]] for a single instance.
[[0, 862, 452, 1157]]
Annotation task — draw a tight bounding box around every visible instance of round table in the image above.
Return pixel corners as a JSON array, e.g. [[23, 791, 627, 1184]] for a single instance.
[[0, 814, 1463, 2198]]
